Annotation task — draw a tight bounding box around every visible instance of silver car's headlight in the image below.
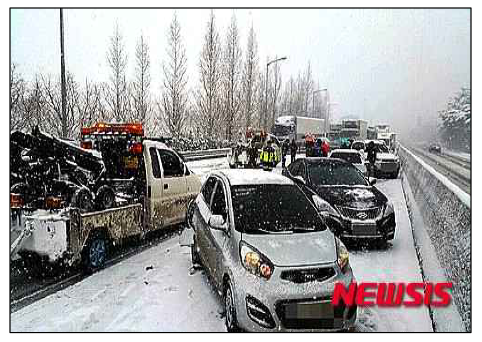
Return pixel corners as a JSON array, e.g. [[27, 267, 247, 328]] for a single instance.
[[312, 195, 339, 216], [240, 242, 274, 280], [384, 201, 394, 217]]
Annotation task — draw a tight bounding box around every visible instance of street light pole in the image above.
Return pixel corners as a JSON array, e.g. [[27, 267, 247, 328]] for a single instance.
[[60, 8, 67, 138], [264, 56, 287, 130]]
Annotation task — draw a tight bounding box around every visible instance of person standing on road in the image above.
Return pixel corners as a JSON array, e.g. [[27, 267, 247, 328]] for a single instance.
[[366, 140, 377, 177], [321, 140, 329, 157], [260, 139, 276, 171], [290, 139, 297, 162], [247, 139, 258, 168], [281, 139, 290, 168]]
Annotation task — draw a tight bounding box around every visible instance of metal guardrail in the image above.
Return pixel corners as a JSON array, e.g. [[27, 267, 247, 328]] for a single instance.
[[180, 148, 231, 161]]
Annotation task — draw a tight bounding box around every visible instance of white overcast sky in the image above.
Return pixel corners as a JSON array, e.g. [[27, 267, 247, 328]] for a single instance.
[[10, 8, 470, 135]]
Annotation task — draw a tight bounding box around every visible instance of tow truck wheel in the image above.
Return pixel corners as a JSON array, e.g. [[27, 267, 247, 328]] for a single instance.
[[96, 185, 116, 210], [71, 188, 94, 213], [83, 232, 108, 273]]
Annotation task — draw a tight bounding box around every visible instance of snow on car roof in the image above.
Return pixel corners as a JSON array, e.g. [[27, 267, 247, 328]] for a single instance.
[[330, 149, 361, 154], [217, 169, 294, 186]]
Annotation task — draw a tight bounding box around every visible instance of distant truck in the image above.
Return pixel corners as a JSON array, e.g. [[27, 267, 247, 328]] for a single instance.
[[271, 115, 325, 148], [11, 123, 202, 271], [374, 125, 396, 151], [340, 119, 368, 141]]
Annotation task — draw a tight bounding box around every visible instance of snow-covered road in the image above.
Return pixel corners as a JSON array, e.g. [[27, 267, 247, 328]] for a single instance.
[[11, 156, 433, 332]]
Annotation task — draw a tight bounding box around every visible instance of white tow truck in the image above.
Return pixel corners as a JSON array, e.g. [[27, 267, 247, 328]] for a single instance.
[[11, 123, 202, 271]]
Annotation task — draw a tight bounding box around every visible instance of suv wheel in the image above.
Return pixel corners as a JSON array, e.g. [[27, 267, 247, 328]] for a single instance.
[[191, 235, 201, 267]]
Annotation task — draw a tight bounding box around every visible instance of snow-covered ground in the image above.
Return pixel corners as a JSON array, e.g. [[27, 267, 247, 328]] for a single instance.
[[11, 156, 433, 332], [444, 149, 470, 163]]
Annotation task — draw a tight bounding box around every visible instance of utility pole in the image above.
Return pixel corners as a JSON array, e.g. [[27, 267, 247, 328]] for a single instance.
[[264, 56, 287, 130], [60, 8, 67, 138]]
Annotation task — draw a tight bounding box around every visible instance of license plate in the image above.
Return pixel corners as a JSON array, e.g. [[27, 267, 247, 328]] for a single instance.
[[285, 302, 334, 319], [352, 223, 377, 235]]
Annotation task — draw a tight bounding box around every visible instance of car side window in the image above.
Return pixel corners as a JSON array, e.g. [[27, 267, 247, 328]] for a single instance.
[[158, 149, 184, 178], [289, 161, 301, 177], [211, 181, 228, 222], [201, 177, 217, 208], [149, 147, 162, 179]]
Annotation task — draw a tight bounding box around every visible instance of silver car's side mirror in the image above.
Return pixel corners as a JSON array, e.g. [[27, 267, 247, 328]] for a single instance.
[[209, 215, 228, 232], [369, 177, 377, 186]]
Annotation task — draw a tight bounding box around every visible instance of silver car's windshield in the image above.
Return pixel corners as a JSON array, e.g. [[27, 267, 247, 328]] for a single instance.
[[231, 184, 325, 234]]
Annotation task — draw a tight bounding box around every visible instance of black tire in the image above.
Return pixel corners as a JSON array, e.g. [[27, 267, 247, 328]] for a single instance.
[[71, 188, 94, 213], [191, 235, 201, 267], [96, 185, 116, 210], [225, 280, 240, 332], [82, 232, 108, 273]]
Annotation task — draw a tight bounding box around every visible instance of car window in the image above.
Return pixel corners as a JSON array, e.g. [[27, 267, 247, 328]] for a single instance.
[[201, 177, 217, 207], [331, 152, 362, 164], [352, 142, 364, 151], [231, 184, 325, 233], [158, 149, 184, 177], [289, 161, 301, 176], [149, 147, 162, 179], [211, 181, 227, 221], [308, 162, 368, 186], [375, 144, 389, 153]]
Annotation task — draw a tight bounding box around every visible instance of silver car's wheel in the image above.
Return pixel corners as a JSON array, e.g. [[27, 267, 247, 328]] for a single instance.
[[225, 281, 240, 332]]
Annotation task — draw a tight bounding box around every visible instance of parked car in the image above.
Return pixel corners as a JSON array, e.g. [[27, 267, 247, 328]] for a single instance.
[[350, 140, 365, 152], [329, 149, 367, 175], [428, 143, 442, 154], [283, 158, 396, 243], [364, 140, 400, 178], [185, 169, 357, 332]]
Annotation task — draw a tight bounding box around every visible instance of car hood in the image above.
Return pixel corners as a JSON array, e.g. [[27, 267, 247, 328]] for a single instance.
[[242, 230, 336, 267], [313, 185, 387, 209]]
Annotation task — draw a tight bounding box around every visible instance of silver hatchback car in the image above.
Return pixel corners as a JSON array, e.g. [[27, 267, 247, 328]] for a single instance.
[[186, 169, 357, 332]]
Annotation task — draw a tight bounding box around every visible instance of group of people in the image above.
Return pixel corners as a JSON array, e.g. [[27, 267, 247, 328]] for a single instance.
[[305, 134, 330, 158]]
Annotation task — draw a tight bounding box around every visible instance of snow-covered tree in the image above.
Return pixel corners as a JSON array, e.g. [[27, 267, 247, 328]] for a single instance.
[[196, 10, 223, 138], [106, 23, 129, 121], [161, 13, 189, 139], [221, 13, 243, 141], [131, 34, 152, 128], [240, 24, 259, 132], [439, 87, 471, 151]]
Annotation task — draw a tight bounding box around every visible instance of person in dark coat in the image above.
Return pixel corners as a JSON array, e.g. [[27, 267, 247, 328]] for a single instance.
[[366, 141, 378, 177], [247, 139, 258, 168], [281, 139, 290, 169], [290, 139, 297, 163]]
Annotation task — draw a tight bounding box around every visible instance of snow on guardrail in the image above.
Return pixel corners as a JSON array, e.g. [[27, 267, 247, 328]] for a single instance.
[[400, 145, 470, 208]]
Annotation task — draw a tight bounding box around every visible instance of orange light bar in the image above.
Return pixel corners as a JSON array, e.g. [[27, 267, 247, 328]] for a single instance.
[[81, 122, 144, 136], [10, 193, 23, 208]]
